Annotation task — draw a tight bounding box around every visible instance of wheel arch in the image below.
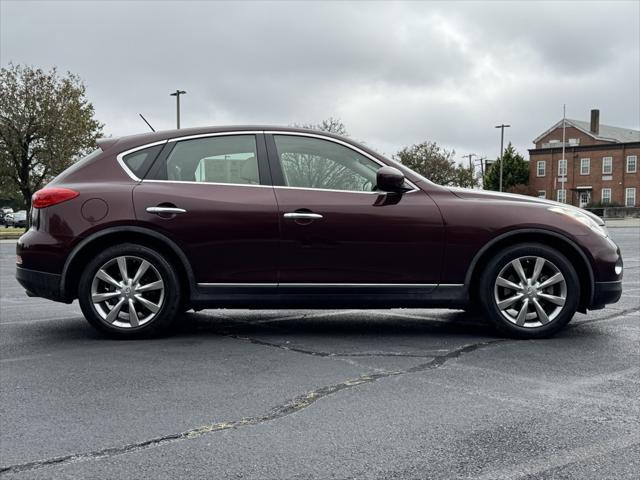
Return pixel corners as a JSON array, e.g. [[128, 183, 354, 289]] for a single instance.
[[465, 229, 595, 313], [60, 226, 195, 303]]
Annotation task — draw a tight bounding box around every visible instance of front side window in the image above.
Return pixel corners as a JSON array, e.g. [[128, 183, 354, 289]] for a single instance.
[[273, 135, 379, 192], [557, 189, 566, 203], [626, 188, 636, 207], [601, 188, 612, 204], [537, 161, 546, 177], [627, 155, 637, 173], [151, 135, 259, 185], [580, 158, 590, 175], [602, 156, 613, 174], [558, 159, 567, 177]]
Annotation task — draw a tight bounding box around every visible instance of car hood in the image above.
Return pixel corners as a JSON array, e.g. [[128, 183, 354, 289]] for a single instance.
[[446, 187, 605, 226]]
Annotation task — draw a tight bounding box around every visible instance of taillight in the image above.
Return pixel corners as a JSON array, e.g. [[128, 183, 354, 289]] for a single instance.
[[32, 188, 79, 208]]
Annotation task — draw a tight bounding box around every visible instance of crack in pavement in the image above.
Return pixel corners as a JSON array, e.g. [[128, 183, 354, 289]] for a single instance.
[[223, 332, 451, 358], [0, 339, 505, 476]]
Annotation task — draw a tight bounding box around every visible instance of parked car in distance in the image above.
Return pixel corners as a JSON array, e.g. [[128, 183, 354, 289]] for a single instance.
[[16, 126, 623, 338], [1, 206, 14, 214], [5, 210, 27, 228]]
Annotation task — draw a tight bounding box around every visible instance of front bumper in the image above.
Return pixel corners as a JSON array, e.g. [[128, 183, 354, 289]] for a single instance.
[[16, 266, 67, 303], [590, 280, 623, 310]]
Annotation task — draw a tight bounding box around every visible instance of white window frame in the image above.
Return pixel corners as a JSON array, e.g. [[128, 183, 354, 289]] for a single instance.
[[556, 189, 566, 203], [602, 156, 613, 174], [601, 188, 612, 204], [627, 155, 637, 173], [558, 159, 567, 177], [536, 160, 546, 177], [626, 188, 636, 207], [537, 190, 546, 199], [580, 158, 590, 175]]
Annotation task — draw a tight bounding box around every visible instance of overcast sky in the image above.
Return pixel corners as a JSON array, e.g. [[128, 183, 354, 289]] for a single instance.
[[2, 0, 639, 162]]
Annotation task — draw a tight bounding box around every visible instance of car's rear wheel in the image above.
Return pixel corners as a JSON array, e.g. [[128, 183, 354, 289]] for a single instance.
[[479, 243, 579, 338], [78, 243, 181, 337]]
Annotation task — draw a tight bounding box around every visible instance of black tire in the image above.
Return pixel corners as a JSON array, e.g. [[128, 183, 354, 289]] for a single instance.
[[78, 243, 181, 338], [478, 243, 579, 339]]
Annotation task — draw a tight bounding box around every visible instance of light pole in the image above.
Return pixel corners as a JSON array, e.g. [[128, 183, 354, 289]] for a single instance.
[[495, 124, 511, 191], [170, 90, 187, 129]]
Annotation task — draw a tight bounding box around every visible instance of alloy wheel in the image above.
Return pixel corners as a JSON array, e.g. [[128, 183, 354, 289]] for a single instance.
[[493, 256, 567, 328], [90, 255, 165, 328]]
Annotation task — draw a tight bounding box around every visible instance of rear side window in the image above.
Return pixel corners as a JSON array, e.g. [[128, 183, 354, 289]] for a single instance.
[[122, 144, 164, 179], [149, 135, 259, 185]]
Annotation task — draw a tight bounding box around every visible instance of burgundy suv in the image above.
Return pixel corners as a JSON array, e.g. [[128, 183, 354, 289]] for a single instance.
[[16, 126, 623, 338]]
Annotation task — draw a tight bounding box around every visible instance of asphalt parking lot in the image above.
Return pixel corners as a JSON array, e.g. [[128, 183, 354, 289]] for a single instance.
[[1, 228, 638, 479]]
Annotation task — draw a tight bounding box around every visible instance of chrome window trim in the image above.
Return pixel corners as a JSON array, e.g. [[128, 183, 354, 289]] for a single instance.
[[116, 140, 169, 182], [141, 179, 273, 189], [167, 131, 260, 142], [273, 185, 417, 195], [265, 130, 420, 193], [115, 129, 421, 192], [197, 283, 462, 288]]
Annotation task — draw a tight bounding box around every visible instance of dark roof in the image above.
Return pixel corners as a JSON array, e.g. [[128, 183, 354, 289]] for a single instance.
[[533, 119, 640, 144]]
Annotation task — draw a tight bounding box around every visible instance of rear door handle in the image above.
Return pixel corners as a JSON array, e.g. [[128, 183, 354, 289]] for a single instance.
[[146, 206, 187, 215], [283, 212, 323, 220]]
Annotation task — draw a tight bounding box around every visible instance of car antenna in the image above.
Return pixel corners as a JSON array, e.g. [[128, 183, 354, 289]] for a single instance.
[[139, 113, 156, 132]]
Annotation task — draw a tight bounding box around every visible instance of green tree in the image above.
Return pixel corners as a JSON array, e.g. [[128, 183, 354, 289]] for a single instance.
[[483, 143, 529, 192], [0, 64, 103, 209], [394, 141, 478, 188]]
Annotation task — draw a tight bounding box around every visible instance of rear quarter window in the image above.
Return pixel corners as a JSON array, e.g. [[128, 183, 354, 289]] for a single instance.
[[122, 145, 164, 179]]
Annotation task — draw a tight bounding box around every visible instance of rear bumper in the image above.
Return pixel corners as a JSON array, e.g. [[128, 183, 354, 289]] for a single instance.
[[590, 280, 622, 310], [16, 266, 68, 303]]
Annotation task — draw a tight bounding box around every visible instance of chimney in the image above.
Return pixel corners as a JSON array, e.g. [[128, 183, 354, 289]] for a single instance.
[[590, 109, 600, 135]]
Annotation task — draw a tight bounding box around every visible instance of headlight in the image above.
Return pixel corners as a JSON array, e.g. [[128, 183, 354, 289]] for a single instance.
[[548, 206, 608, 237]]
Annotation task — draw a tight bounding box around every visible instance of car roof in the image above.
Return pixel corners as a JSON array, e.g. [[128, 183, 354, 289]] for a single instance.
[[97, 125, 372, 156]]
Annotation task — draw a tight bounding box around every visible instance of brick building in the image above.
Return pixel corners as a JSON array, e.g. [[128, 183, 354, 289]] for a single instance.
[[528, 109, 639, 208]]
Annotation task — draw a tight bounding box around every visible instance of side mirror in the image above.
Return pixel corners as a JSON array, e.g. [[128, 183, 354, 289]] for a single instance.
[[376, 166, 407, 193]]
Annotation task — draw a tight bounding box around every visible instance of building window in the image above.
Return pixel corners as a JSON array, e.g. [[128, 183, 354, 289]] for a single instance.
[[602, 156, 613, 174], [580, 158, 590, 175], [536, 160, 546, 177], [557, 189, 566, 203], [558, 159, 567, 177], [537, 190, 546, 199], [626, 188, 636, 207], [627, 155, 637, 173], [601, 188, 612, 204]]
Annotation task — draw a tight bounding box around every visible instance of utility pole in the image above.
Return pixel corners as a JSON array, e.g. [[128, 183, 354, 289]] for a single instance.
[[560, 104, 566, 203], [478, 157, 486, 177], [462, 153, 476, 188], [170, 90, 187, 129], [463, 153, 476, 171], [495, 124, 511, 191]]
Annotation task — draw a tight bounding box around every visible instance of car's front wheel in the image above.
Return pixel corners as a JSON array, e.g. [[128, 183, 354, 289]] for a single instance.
[[479, 243, 579, 338], [78, 243, 181, 337]]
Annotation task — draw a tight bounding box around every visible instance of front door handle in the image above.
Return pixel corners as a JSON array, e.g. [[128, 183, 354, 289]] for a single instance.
[[283, 212, 323, 220], [146, 206, 187, 215]]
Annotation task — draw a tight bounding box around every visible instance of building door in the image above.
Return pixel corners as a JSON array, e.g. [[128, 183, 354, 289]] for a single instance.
[[579, 190, 591, 208]]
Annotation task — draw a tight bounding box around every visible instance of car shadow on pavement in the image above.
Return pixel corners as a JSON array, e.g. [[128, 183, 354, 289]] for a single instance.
[[169, 309, 499, 340]]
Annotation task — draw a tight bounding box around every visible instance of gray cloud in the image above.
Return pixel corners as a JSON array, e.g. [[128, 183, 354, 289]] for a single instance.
[[2, 0, 638, 162]]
